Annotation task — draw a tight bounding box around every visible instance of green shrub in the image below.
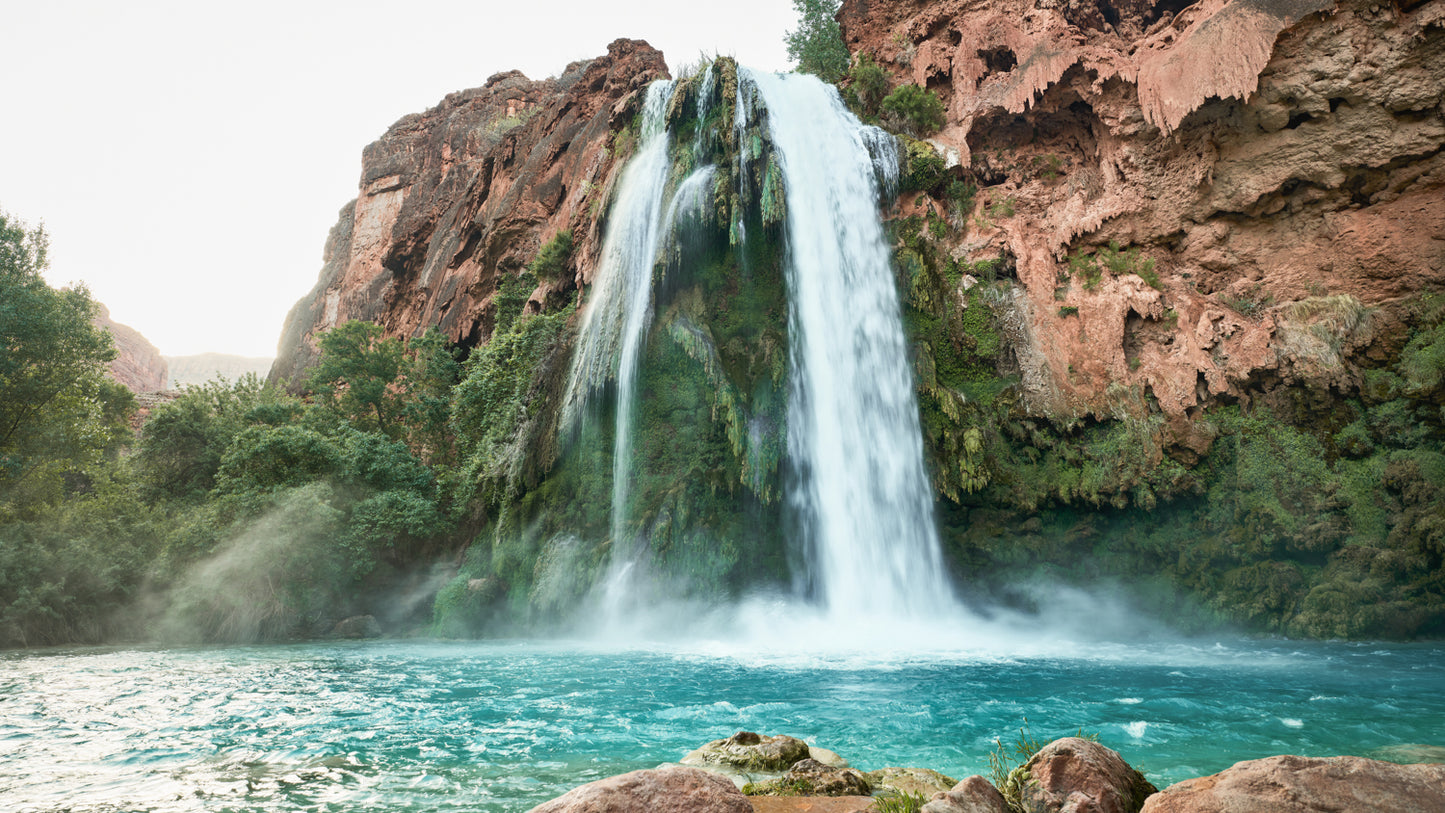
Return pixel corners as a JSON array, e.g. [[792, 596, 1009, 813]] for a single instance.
[[528, 231, 574, 281], [881, 84, 946, 136], [846, 53, 890, 118], [901, 138, 946, 193]]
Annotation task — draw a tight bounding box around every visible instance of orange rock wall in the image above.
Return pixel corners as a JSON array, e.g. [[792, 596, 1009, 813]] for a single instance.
[[841, 0, 1445, 444]]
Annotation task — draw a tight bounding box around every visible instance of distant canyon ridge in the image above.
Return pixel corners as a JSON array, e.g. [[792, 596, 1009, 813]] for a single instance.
[[93, 306, 272, 391]]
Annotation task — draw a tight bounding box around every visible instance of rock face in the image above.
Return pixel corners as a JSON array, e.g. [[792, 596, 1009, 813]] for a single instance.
[[526, 766, 752, 813], [921, 775, 1011, 813], [93, 305, 168, 392], [1014, 737, 1156, 813], [839, 0, 1445, 428], [1139, 754, 1445, 813], [270, 38, 669, 386]]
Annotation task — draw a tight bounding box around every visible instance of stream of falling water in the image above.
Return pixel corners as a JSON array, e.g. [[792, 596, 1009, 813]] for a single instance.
[[565, 67, 953, 631], [746, 68, 953, 619]]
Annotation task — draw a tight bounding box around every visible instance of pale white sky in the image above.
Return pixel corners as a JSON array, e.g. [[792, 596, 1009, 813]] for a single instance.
[[2, 1, 795, 357]]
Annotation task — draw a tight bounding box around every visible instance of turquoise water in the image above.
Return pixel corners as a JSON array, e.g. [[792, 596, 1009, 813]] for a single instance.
[[2, 638, 1442, 812]]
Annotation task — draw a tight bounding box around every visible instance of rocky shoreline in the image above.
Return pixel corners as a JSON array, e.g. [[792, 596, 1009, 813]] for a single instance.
[[526, 731, 1445, 813]]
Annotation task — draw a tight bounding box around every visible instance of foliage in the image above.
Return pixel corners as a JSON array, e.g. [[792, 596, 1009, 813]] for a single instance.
[[306, 321, 407, 438], [880, 84, 946, 136], [988, 720, 1045, 812], [1066, 240, 1156, 291], [900, 137, 947, 194], [946, 179, 977, 218], [528, 230, 574, 282], [0, 211, 131, 506], [1220, 282, 1275, 317], [306, 321, 461, 456], [784, 0, 849, 84], [874, 792, 927, 813], [844, 53, 890, 119], [135, 375, 287, 500]]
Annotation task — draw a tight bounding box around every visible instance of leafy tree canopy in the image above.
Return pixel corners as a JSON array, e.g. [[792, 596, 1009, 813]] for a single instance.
[[0, 210, 129, 505], [785, 0, 850, 84]]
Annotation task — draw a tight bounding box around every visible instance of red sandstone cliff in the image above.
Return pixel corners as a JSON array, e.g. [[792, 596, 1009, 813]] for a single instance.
[[842, 0, 1444, 451], [270, 39, 669, 386], [94, 304, 168, 392]]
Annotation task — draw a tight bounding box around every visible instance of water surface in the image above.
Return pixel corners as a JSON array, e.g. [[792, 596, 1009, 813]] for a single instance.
[[3, 639, 1441, 812]]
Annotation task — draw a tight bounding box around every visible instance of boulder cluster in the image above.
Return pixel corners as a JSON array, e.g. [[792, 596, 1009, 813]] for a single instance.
[[527, 731, 1445, 813]]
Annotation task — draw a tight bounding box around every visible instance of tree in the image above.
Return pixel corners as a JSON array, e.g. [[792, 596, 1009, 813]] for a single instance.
[[305, 321, 461, 456], [0, 210, 130, 502], [306, 321, 407, 439], [785, 0, 850, 85]]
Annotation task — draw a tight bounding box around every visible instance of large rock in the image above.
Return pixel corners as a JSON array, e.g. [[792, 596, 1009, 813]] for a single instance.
[[745, 758, 871, 797], [1016, 738, 1156, 813], [867, 766, 958, 798], [526, 766, 751, 813], [1139, 754, 1445, 813], [330, 614, 381, 639], [683, 731, 813, 771], [921, 775, 1011, 813]]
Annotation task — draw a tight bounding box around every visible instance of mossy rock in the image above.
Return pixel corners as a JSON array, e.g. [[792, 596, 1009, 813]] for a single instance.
[[865, 766, 956, 797], [744, 759, 871, 797]]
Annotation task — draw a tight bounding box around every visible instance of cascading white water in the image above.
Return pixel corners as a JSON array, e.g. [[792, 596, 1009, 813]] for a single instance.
[[564, 68, 954, 636], [559, 80, 676, 543], [746, 69, 953, 620]]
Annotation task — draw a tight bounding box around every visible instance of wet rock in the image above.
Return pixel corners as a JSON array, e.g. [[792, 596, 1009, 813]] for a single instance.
[[682, 731, 813, 773], [921, 775, 1011, 813], [1018, 737, 1156, 813], [748, 797, 876, 813], [526, 765, 751, 813], [1139, 754, 1445, 813], [866, 766, 957, 797], [747, 758, 872, 797], [809, 746, 850, 768], [331, 615, 381, 639]]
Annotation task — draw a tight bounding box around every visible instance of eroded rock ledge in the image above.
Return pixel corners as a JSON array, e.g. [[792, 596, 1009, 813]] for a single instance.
[[841, 0, 1445, 427]]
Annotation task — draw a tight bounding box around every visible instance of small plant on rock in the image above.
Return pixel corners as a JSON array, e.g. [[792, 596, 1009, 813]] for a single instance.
[[874, 790, 927, 813]]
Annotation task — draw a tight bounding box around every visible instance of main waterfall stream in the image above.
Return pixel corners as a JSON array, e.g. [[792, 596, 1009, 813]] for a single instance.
[[558, 65, 952, 630]]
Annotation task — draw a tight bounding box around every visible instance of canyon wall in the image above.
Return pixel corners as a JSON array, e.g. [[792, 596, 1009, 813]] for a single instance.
[[840, 0, 1444, 438], [94, 304, 168, 392], [269, 39, 669, 386]]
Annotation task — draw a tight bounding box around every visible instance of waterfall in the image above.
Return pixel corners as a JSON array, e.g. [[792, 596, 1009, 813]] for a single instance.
[[562, 65, 953, 632], [746, 68, 952, 620], [560, 80, 676, 542]]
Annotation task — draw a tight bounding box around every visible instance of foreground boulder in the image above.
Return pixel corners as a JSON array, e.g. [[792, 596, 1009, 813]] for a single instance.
[[921, 775, 1010, 813], [526, 766, 751, 813], [683, 731, 813, 772], [746, 758, 872, 797], [1139, 754, 1445, 812], [1015, 738, 1156, 813], [867, 767, 957, 797]]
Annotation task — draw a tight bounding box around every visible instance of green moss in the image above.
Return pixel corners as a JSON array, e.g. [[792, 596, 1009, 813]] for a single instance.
[[900, 136, 946, 194]]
